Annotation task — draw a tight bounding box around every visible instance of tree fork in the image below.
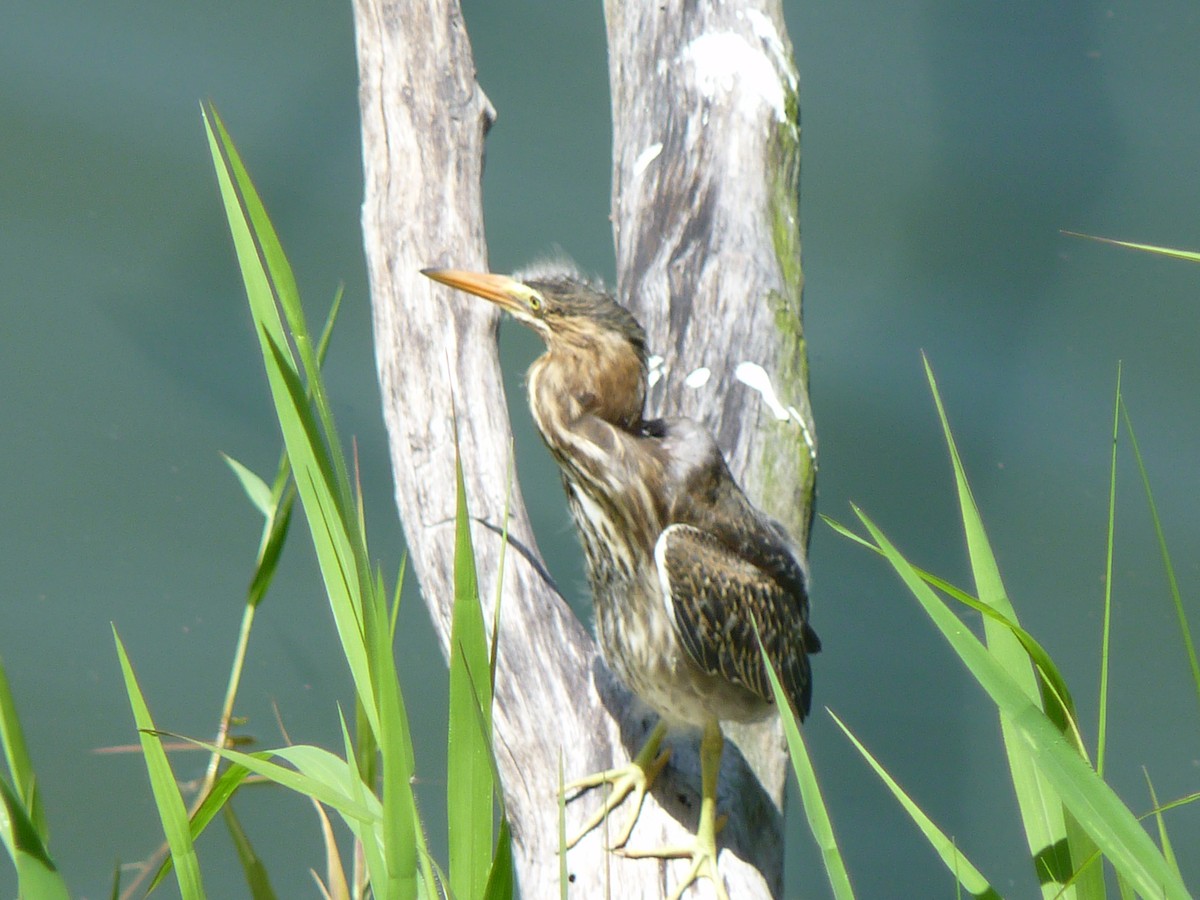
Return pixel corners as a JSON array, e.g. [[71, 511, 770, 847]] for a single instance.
[[352, 1, 811, 895]]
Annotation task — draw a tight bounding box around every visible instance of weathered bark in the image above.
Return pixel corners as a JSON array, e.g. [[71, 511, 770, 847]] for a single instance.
[[606, 1, 813, 536], [605, 0, 815, 879], [353, 0, 812, 897]]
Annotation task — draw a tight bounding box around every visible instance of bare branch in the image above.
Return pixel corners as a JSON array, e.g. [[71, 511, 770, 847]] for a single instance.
[[605, 0, 814, 890], [354, 1, 812, 896]]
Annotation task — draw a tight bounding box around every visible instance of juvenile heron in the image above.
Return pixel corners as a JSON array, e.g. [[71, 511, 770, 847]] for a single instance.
[[423, 263, 820, 899]]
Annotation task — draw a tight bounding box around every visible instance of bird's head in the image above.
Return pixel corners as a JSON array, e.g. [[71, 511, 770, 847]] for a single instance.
[[422, 263, 646, 365], [423, 262, 650, 431]]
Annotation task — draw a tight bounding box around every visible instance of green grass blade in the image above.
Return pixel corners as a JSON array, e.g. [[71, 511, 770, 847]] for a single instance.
[[1137, 790, 1200, 818], [161, 734, 380, 826], [824, 515, 1081, 745], [924, 357, 1077, 895], [1061, 232, 1200, 264], [223, 802, 278, 900], [0, 777, 70, 900], [831, 510, 1099, 895], [203, 104, 379, 737], [112, 630, 205, 899], [224, 454, 273, 517], [423, 855, 450, 900], [0, 654, 45, 845], [205, 104, 353, 533], [235, 280, 340, 614], [1097, 364, 1121, 778], [244, 487, 295, 612], [146, 761, 254, 893], [336, 711, 391, 895], [1121, 400, 1200, 715], [1142, 770, 1180, 880], [756, 628, 854, 899], [482, 815, 515, 900], [204, 105, 438, 899], [262, 329, 378, 725], [391, 556, 407, 639], [853, 507, 1189, 899], [829, 712, 999, 899], [447, 436, 495, 900], [369, 568, 422, 898]]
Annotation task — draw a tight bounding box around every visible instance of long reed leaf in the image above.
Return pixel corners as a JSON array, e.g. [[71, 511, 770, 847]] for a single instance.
[[1097, 365, 1121, 777], [1142, 770, 1180, 880], [1121, 400, 1200, 715], [1061, 233, 1200, 264], [204, 106, 436, 897], [824, 515, 1080, 741], [223, 802, 278, 900], [0, 777, 69, 900], [146, 760, 254, 894], [0, 654, 45, 844], [112, 631, 205, 899], [923, 357, 1097, 897], [203, 105, 380, 740], [370, 569, 423, 898], [482, 816, 514, 900], [829, 711, 998, 899], [447, 436, 495, 899], [335, 711, 391, 894], [854, 506, 1188, 899], [756, 629, 854, 899]]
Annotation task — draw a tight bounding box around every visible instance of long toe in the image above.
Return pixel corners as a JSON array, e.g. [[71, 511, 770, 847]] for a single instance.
[[562, 721, 669, 850], [619, 839, 727, 900]]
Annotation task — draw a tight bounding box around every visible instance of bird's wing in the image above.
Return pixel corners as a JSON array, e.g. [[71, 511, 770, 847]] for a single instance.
[[655, 523, 817, 719]]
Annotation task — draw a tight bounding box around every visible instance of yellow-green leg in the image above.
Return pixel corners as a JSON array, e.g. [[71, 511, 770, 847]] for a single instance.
[[564, 719, 671, 849], [619, 718, 728, 900]]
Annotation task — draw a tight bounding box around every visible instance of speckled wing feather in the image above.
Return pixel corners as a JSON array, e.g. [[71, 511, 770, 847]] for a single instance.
[[655, 522, 820, 720]]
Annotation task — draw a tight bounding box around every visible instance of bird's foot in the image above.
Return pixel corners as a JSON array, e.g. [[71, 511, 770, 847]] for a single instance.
[[617, 718, 729, 899], [617, 813, 729, 900], [563, 720, 670, 850]]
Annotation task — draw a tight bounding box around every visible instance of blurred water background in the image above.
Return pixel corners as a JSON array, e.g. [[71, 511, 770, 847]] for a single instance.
[[3, 2, 1199, 896]]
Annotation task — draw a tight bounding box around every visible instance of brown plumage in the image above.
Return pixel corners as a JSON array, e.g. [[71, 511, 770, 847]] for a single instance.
[[423, 262, 819, 899]]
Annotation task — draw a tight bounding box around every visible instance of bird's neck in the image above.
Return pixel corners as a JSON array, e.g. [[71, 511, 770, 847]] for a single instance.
[[527, 343, 647, 448], [527, 343, 665, 563]]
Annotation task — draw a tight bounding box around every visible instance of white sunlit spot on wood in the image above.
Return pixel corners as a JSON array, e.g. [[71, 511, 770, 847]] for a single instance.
[[633, 142, 664, 177], [735, 363, 818, 462], [734, 362, 790, 420], [682, 32, 787, 122], [743, 10, 797, 92], [647, 354, 665, 388]]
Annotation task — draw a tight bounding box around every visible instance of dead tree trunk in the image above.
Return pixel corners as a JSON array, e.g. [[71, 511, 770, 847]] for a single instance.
[[605, 0, 815, 860], [352, 1, 812, 897]]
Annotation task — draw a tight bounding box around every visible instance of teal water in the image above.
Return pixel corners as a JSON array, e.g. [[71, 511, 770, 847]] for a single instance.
[[3, 1, 1199, 896]]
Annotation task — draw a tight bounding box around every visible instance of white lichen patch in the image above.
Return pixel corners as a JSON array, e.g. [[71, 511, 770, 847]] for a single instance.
[[682, 31, 787, 122], [633, 142, 664, 177], [684, 366, 711, 389], [743, 9, 798, 92], [736, 363, 817, 461], [647, 354, 666, 388], [735, 362, 791, 420]]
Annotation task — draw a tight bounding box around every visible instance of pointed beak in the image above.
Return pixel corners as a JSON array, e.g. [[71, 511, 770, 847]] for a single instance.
[[421, 268, 530, 316]]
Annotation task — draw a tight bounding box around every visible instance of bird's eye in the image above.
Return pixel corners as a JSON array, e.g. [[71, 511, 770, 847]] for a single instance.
[[528, 293, 543, 313]]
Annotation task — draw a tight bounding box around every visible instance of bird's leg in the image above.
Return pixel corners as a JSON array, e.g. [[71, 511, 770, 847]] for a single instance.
[[563, 719, 670, 850], [618, 718, 729, 900]]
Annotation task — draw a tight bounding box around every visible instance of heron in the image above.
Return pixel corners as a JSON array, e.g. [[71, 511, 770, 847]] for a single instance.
[[423, 263, 820, 899]]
